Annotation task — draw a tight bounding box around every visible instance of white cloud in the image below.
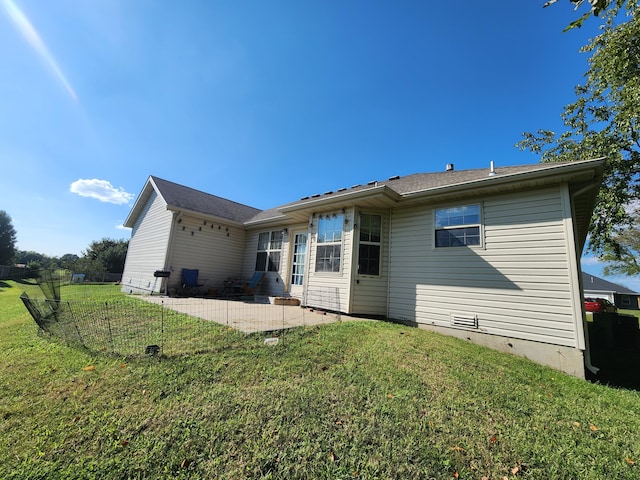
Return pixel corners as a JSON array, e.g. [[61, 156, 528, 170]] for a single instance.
[[608, 275, 640, 293], [70, 179, 134, 205], [115, 223, 130, 230], [581, 256, 603, 267]]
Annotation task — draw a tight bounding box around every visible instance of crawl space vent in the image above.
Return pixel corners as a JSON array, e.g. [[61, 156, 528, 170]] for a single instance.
[[450, 313, 478, 329]]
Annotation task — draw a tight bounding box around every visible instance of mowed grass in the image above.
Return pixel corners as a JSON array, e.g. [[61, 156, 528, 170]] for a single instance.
[[1, 282, 640, 479]]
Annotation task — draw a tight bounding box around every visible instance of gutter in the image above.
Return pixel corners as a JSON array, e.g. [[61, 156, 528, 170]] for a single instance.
[[571, 181, 601, 376], [277, 184, 401, 213], [166, 206, 246, 228]]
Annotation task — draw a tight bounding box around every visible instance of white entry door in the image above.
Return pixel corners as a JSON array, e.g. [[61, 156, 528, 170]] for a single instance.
[[289, 232, 307, 298]]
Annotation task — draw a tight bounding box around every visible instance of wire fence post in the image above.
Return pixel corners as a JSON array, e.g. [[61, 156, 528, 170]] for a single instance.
[[161, 300, 165, 356], [105, 301, 115, 353], [67, 300, 84, 345]]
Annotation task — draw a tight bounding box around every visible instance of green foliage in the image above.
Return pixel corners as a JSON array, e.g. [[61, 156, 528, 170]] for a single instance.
[[519, 1, 640, 261], [0, 210, 17, 265], [543, 0, 616, 31], [11, 237, 127, 276], [59, 253, 80, 271], [600, 208, 640, 276], [79, 238, 129, 273], [15, 250, 58, 270]]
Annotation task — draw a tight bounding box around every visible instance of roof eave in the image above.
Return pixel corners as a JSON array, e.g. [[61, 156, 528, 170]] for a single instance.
[[166, 205, 247, 227], [399, 158, 605, 204], [123, 177, 159, 228], [279, 185, 400, 212], [243, 185, 401, 225]]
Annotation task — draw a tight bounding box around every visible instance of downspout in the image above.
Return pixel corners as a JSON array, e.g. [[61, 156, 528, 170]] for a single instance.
[[569, 184, 600, 376], [163, 211, 180, 295], [386, 208, 392, 319], [302, 215, 313, 307]]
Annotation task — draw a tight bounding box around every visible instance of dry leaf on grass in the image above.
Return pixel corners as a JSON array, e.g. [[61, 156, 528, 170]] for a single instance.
[[82, 365, 95, 371]]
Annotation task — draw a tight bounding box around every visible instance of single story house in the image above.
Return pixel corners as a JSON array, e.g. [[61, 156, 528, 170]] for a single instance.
[[582, 272, 639, 310], [122, 158, 605, 377]]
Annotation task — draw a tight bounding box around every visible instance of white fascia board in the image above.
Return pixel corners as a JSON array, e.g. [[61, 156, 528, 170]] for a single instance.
[[277, 185, 400, 214], [123, 177, 159, 228], [165, 205, 246, 227], [243, 214, 290, 229]]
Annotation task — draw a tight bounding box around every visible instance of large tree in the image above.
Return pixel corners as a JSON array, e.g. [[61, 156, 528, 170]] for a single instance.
[[0, 210, 17, 265], [599, 207, 640, 276], [80, 238, 129, 273], [14, 250, 58, 270], [518, 1, 640, 264]]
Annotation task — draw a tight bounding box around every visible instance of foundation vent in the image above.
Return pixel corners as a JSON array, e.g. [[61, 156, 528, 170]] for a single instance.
[[450, 313, 478, 329]]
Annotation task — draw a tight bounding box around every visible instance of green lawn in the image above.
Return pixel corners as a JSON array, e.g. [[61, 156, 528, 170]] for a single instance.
[[2, 280, 640, 479], [619, 309, 640, 321]]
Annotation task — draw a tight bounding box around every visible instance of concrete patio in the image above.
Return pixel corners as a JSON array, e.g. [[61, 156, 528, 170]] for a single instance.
[[141, 295, 343, 333]]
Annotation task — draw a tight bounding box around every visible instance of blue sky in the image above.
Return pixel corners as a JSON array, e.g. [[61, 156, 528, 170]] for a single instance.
[[1, 0, 636, 290]]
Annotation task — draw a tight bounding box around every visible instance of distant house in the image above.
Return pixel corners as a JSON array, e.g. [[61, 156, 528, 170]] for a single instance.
[[582, 272, 639, 310], [122, 159, 604, 377]]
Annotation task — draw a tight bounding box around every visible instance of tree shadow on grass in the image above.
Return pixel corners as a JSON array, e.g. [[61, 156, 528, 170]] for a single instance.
[[0, 278, 39, 294]]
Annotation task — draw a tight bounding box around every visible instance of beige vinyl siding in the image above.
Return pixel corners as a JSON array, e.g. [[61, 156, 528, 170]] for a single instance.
[[168, 215, 246, 294], [350, 210, 389, 315], [388, 187, 580, 347], [121, 191, 173, 294], [305, 208, 354, 312]]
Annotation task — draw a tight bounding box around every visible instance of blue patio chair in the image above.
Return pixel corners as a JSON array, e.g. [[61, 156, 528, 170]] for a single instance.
[[180, 268, 206, 296], [242, 271, 264, 295]]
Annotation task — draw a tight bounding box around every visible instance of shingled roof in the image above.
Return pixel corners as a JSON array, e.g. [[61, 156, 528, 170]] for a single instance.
[[582, 272, 638, 295], [245, 160, 603, 224], [126, 160, 603, 228], [149, 176, 261, 223]]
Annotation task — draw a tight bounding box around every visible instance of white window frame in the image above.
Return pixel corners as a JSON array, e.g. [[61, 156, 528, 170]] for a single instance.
[[358, 213, 382, 276], [255, 230, 283, 272], [315, 214, 343, 273], [434, 204, 483, 248], [290, 232, 307, 286]]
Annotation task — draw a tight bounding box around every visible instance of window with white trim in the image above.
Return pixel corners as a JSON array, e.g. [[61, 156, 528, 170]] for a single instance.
[[358, 213, 381, 275], [315, 214, 343, 273], [434, 204, 481, 247], [255, 231, 283, 272]]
